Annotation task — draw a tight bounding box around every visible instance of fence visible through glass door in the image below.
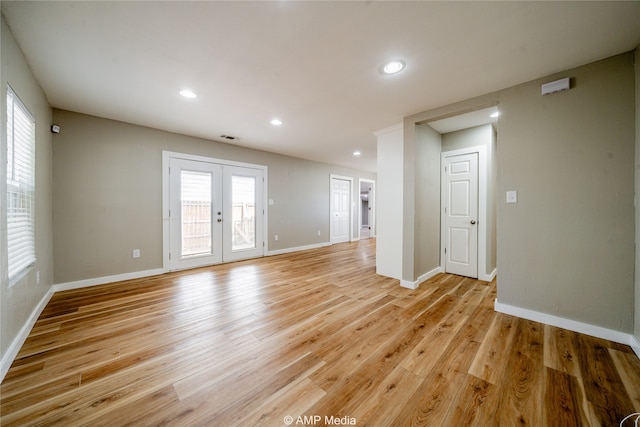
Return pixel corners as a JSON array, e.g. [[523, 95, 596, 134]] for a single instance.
[[231, 175, 256, 250], [180, 170, 213, 257]]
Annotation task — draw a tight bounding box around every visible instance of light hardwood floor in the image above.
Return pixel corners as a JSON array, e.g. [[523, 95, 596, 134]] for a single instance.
[[1, 239, 639, 426]]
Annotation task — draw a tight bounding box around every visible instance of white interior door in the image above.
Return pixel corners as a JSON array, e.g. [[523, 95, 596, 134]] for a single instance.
[[169, 158, 222, 271], [330, 177, 351, 244], [222, 166, 264, 262], [444, 152, 478, 278]]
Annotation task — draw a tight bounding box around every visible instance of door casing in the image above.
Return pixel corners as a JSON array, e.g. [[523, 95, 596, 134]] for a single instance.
[[330, 174, 353, 244]]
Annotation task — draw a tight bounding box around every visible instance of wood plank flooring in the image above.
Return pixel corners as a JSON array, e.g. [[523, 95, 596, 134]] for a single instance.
[[2, 239, 640, 426]]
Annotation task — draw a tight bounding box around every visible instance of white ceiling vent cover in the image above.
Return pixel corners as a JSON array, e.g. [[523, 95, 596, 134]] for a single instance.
[[541, 77, 570, 96]]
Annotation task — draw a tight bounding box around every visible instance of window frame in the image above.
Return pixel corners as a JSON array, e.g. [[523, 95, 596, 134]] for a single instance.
[[6, 85, 36, 284]]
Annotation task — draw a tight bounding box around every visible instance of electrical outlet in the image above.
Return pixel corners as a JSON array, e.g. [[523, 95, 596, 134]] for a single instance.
[[36, 271, 40, 285], [133, 249, 141, 258], [274, 235, 279, 242], [317, 230, 321, 236]]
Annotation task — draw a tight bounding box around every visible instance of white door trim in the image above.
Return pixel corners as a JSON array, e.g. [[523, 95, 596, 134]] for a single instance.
[[329, 174, 354, 244], [440, 145, 488, 280], [358, 178, 376, 239], [162, 151, 268, 272]]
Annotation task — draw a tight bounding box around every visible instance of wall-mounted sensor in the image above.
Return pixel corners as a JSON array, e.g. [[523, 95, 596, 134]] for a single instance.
[[541, 78, 570, 96], [51, 124, 60, 133]]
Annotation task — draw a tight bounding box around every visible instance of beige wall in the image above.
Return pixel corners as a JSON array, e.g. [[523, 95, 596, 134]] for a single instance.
[[51, 110, 375, 284], [403, 51, 635, 333], [1, 15, 54, 364]]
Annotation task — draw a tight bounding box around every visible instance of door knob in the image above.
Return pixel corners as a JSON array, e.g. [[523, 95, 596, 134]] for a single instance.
[[217, 218, 222, 223], [470, 220, 476, 225]]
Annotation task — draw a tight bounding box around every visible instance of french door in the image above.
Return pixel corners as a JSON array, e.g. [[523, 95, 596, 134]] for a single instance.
[[167, 156, 264, 271]]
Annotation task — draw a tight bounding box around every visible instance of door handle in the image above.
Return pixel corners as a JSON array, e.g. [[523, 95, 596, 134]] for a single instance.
[[470, 220, 476, 225], [217, 218, 222, 223]]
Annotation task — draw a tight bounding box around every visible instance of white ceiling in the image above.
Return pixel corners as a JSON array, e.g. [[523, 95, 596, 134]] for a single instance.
[[2, 1, 639, 173]]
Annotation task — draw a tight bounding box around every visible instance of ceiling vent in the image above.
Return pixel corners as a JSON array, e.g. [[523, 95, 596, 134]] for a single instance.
[[220, 135, 239, 141]]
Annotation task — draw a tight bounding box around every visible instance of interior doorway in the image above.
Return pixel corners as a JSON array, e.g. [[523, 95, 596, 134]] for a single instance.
[[428, 106, 498, 282], [359, 179, 375, 240], [442, 151, 479, 278]]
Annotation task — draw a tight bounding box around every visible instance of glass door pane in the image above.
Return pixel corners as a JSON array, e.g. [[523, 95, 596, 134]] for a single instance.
[[168, 157, 222, 271], [231, 175, 256, 250], [181, 170, 212, 257], [222, 165, 264, 262]]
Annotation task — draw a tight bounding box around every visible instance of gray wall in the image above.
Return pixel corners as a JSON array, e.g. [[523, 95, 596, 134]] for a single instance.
[[52, 110, 375, 284], [497, 52, 635, 332], [441, 124, 489, 152], [489, 126, 497, 275], [404, 51, 635, 333], [415, 123, 442, 278], [1, 16, 54, 363], [635, 47, 640, 343]]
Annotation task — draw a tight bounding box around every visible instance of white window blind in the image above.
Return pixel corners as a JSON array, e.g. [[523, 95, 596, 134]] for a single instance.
[[6, 85, 36, 281]]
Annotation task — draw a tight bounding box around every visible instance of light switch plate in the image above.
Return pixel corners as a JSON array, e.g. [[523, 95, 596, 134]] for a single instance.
[[506, 191, 517, 204]]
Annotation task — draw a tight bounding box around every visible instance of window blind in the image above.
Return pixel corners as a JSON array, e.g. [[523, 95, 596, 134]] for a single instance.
[[6, 85, 36, 281]]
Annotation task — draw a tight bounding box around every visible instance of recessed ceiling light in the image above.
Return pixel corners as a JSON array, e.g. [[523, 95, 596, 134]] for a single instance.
[[353, 151, 361, 156], [270, 119, 283, 126], [179, 89, 197, 99], [383, 60, 405, 74], [490, 111, 500, 118]]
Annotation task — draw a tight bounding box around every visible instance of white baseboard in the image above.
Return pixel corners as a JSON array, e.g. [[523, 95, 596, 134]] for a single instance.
[[401, 266, 443, 290], [1, 288, 54, 383], [631, 335, 640, 359], [402, 265, 495, 287], [267, 242, 331, 256], [53, 268, 165, 292], [480, 268, 496, 282], [2, 268, 166, 382], [400, 280, 418, 290], [494, 300, 636, 350]]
